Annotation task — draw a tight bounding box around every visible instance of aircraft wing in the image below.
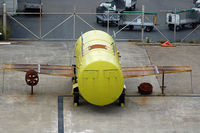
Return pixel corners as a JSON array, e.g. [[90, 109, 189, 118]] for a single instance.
[[122, 66, 192, 78], [3, 64, 74, 77]]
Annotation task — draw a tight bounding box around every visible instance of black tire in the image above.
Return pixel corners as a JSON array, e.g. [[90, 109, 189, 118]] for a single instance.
[[125, 7, 131, 11], [119, 89, 126, 106], [118, 25, 123, 30], [114, 21, 119, 27], [72, 76, 77, 83], [129, 25, 134, 30], [145, 26, 153, 32], [191, 23, 197, 29], [131, 5, 136, 10], [73, 87, 79, 105], [102, 21, 106, 27], [181, 24, 185, 30], [96, 18, 100, 24], [176, 25, 181, 31], [168, 24, 174, 31]]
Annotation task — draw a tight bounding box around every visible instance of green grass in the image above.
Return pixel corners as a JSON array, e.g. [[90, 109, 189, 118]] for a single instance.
[[160, 40, 165, 44], [188, 40, 194, 43], [146, 37, 150, 43]]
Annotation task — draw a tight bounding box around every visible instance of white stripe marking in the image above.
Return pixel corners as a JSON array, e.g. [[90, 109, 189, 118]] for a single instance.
[[0, 42, 11, 45], [154, 65, 159, 74], [38, 64, 40, 74]]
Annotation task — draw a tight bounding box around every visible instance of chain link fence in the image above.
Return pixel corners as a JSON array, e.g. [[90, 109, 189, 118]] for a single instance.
[[2, 3, 200, 43]]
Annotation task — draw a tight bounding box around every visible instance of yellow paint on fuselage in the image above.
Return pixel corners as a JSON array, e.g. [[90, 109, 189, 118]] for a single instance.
[[75, 30, 124, 106]]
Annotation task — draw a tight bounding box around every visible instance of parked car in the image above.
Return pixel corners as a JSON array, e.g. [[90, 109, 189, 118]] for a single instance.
[[112, 0, 137, 11], [96, 2, 120, 26]]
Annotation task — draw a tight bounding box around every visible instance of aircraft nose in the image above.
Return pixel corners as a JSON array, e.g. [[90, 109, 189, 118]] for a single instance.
[[78, 61, 124, 106]]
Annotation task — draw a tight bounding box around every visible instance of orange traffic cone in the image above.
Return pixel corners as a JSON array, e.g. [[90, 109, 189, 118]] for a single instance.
[[161, 41, 176, 47]]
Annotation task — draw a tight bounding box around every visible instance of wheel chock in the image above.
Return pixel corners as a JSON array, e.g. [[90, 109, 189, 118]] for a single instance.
[[161, 41, 176, 47]]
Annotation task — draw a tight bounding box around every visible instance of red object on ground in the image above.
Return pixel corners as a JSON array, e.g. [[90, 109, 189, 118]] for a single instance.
[[161, 41, 176, 47], [25, 70, 39, 86], [138, 82, 153, 95]]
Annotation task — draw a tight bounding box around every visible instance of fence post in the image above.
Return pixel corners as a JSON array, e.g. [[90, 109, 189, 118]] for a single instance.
[[107, 9, 110, 34], [3, 3, 7, 40], [141, 5, 145, 43], [73, 8, 76, 40], [40, 4, 42, 39], [174, 8, 177, 42]]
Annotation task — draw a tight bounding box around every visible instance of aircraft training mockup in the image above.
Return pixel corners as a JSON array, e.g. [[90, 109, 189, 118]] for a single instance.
[[3, 30, 191, 107]]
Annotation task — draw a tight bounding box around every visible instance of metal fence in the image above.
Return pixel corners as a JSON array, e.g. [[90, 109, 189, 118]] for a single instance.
[[2, 3, 200, 43]]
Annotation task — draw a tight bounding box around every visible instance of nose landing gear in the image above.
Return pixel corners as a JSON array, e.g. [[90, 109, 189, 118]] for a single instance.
[[119, 88, 126, 107]]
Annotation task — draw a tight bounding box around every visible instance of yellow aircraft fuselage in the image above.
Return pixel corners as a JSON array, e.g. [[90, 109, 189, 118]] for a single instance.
[[75, 30, 124, 106]]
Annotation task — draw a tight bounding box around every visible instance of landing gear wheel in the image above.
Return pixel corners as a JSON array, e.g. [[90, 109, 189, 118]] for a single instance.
[[73, 87, 79, 106], [119, 89, 126, 107], [74, 103, 78, 107], [72, 64, 77, 83], [72, 76, 77, 84]]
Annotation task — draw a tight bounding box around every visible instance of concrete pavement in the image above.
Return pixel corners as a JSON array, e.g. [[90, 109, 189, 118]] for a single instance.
[[0, 41, 200, 133]]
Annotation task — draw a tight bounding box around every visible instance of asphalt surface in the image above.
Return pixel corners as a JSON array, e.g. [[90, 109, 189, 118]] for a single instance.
[[8, 0, 200, 42]]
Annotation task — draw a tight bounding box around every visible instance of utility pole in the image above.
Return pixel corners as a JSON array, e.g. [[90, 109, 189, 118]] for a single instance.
[[107, 9, 110, 33], [174, 8, 177, 42], [40, 4, 42, 39], [3, 3, 7, 40], [73, 7, 76, 40]]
